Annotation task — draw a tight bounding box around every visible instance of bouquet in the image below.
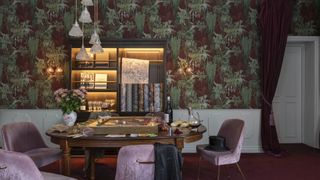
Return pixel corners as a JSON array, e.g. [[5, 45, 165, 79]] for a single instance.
[[54, 88, 87, 114]]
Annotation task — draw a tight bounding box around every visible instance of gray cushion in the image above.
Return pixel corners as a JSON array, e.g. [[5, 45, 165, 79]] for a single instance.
[[25, 148, 62, 168]]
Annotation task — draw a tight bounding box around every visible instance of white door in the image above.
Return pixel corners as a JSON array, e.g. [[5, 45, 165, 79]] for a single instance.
[[272, 45, 302, 143]]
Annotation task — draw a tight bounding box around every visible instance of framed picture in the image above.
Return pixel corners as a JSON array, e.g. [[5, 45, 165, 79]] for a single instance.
[[121, 58, 149, 84]]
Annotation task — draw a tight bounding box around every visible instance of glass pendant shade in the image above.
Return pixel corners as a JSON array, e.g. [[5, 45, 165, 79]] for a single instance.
[[68, 20, 83, 37], [81, 0, 94, 6], [76, 45, 91, 60], [89, 30, 99, 44], [90, 42, 103, 54], [79, 6, 92, 23]]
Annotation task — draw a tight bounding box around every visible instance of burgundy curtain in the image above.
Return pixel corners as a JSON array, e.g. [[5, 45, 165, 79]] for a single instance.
[[259, 0, 293, 154]]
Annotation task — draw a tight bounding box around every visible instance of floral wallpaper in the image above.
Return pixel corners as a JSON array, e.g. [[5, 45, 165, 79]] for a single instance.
[[0, 0, 319, 109]]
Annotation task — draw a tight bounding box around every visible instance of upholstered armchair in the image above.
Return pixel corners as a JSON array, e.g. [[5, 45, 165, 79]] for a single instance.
[[0, 149, 75, 180], [196, 119, 246, 180], [1, 122, 62, 168], [115, 143, 182, 180], [115, 144, 155, 180]]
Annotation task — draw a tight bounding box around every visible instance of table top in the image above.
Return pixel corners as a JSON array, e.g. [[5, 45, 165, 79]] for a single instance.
[[46, 125, 206, 143]]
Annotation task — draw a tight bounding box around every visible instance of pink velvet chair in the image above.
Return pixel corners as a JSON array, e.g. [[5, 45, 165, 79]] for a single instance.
[[196, 119, 246, 180], [0, 149, 75, 180], [115, 144, 155, 180], [1, 122, 62, 168]]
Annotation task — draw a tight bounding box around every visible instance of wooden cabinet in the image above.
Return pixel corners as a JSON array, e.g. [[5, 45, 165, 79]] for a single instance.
[[68, 39, 167, 118]]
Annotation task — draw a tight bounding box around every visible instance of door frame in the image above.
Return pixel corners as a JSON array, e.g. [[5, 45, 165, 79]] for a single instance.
[[287, 36, 320, 148], [274, 44, 303, 143]]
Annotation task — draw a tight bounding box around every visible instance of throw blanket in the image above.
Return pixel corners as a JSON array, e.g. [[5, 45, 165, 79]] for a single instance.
[[154, 143, 182, 180]]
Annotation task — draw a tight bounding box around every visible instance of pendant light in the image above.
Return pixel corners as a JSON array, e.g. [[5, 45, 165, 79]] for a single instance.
[[89, 30, 99, 44], [79, 6, 92, 23], [91, 40, 103, 53], [90, 0, 103, 54], [69, 0, 102, 59], [76, 43, 91, 60], [68, 0, 83, 37], [81, 0, 94, 6], [76, 23, 90, 61]]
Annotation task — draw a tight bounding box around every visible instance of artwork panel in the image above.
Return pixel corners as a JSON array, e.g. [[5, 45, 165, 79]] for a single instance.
[[121, 58, 149, 84]]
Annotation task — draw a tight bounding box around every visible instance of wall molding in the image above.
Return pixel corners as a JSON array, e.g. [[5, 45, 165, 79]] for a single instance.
[[0, 109, 263, 153], [174, 109, 262, 153]]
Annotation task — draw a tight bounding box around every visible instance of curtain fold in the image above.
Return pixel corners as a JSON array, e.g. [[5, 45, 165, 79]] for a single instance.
[[259, 0, 293, 154]]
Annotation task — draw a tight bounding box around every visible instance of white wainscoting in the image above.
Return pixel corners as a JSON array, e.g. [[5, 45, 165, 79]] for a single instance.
[[174, 109, 262, 153], [0, 109, 262, 153], [0, 109, 63, 148]]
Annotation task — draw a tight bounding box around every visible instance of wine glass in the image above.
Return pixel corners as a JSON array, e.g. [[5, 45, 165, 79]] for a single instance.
[[88, 101, 93, 111]]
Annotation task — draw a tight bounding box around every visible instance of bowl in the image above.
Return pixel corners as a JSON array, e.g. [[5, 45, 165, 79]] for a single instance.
[[189, 120, 202, 128]]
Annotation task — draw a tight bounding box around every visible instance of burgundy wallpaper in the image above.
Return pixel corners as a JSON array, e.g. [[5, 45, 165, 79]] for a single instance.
[[0, 0, 318, 109]]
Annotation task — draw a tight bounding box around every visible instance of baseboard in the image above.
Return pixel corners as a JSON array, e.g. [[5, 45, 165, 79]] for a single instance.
[[182, 146, 263, 153], [242, 146, 263, 153]]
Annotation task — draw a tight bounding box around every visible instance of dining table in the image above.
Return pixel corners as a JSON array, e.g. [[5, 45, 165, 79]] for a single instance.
[[46, 124, 206, 180]]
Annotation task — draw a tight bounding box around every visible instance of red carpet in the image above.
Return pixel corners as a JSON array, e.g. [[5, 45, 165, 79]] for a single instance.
[[41, 144, 320, 180]]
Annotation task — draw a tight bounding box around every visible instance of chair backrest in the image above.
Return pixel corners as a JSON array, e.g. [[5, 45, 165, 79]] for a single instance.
[[0, 149, 44, 180], [115, 144, 155, 180], [1, 122, 47, 152], [217, 119, 245, 153]]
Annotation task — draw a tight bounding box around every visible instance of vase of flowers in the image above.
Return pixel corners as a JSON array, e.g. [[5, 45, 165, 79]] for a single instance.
[[54, 88, 87, 126]]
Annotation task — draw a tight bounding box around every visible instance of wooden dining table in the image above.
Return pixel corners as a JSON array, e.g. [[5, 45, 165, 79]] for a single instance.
[[46, 126, 205, 180]]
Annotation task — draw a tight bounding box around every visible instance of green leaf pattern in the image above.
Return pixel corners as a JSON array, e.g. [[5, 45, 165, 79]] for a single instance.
[[0, 0, 317, 108]]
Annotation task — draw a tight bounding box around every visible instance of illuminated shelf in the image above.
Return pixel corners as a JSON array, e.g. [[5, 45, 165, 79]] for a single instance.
[[84, 89, 117, 92], [69, 39, 167, 116], [72, 67, 118, 70]]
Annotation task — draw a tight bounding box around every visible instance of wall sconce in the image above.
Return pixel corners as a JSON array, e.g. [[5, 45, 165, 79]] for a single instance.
[[177, 57, 193, 76], [177, 67, 193, 75], [47, 66, 63, 76], [185, 67, 193, 74]]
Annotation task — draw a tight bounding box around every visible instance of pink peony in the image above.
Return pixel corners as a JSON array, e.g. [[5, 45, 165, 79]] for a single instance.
[[55, 97, 62, 103]]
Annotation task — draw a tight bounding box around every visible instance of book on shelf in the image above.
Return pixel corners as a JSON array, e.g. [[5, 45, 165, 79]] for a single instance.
[[94, 74, 108, 89], [80, 72, 94, 89]]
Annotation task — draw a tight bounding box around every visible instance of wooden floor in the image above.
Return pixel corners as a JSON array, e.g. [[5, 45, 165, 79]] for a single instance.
[[41, 144, 320, 180]]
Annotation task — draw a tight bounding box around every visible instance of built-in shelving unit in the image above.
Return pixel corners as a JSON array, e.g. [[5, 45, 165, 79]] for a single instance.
[[68, 39, 167, 119]]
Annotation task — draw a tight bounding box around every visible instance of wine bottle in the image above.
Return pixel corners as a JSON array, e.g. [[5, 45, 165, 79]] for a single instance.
[[165, 96, 173, 125]]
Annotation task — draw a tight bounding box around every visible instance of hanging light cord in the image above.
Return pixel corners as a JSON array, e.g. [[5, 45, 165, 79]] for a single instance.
[[75, 0, 78, 21], [82, 16, 84, 46], [94, 0, 98, 30]]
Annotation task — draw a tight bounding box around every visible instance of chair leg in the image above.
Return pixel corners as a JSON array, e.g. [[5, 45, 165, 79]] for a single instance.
[[197, 156, 201, 180], [236, 163, 246, 180], [59, 159, 62, 174], [217, 165, 220, 180]]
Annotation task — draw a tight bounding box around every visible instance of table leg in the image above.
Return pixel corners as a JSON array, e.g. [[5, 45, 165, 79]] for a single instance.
[[176, 137, 184, 152], [90, 149, 96, 180], [83, 148, 90, 178], [60, 140, 70, 176], [83, 148, 96, 180], [175, 137, 184, 179]]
